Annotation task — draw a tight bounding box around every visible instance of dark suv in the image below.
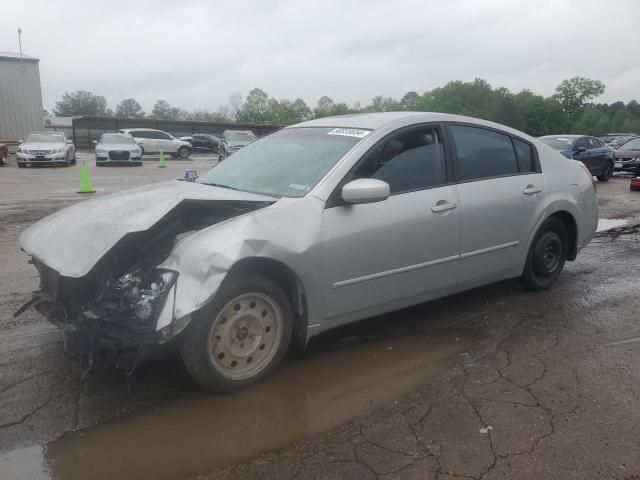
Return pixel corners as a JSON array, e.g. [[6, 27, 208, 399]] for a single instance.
[[218, 130, 257, 161]]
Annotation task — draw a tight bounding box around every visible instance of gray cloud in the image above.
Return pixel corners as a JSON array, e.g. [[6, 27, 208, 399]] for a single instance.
[[1, 0, 638, 113]]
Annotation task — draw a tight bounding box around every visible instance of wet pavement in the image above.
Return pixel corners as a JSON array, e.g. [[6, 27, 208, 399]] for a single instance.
[[1, 157, 640, 480]]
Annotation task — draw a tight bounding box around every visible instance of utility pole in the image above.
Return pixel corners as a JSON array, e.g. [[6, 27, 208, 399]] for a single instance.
[[17, 27, 23, 63]]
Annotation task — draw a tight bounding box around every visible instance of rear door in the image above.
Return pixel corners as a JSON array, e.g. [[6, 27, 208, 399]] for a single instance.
[[572, 137, 597, 174], [447, 123, 545, 283], [588, 137, 607, 175], [131, 131, 154, 152], [154, 131, 176, 153]]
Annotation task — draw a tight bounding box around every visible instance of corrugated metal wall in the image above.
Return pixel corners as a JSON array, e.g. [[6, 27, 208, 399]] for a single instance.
[[0, 59, 43, 141]]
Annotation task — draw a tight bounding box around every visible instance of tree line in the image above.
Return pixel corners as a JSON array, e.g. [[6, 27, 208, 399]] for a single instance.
[[49, 77, 640, 137]]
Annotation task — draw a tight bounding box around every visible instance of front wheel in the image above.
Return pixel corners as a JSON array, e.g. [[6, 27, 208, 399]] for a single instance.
[[178, 146, 191, 159], [597, 161, 613, 182], [180, 273, 293, 391], [520, 217, 568, 291]]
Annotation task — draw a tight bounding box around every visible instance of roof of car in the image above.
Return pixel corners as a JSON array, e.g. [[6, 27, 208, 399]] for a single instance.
[[292, 112, 535, 135], [539, 135, 582, 139], [119, 128, 162, 132]]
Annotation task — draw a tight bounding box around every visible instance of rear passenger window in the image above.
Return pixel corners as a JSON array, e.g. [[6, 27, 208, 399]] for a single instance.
[[512, 138, 535, 173], [352, 127, 447, 194], [450, 125, 518, 181]]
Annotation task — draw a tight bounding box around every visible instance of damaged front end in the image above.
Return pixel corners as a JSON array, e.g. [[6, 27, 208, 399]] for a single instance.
[[30, 261, 179, 361], [18, 198, 274, 368]]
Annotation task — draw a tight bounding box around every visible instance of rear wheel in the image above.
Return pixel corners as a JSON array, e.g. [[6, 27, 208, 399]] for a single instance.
[[597, 161, 613, 182], [180, 273, 293, 391], [520, 217, 568, 291]]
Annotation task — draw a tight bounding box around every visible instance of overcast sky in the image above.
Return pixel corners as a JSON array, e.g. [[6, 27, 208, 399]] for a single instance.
[[1, 0, 638, 113]]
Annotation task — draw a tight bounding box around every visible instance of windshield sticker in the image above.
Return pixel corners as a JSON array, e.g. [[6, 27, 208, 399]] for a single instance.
[[327, 128, 370, 138], [288, 183, 309, 191]]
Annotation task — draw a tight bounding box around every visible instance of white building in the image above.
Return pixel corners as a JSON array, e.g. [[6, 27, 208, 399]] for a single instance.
[[0, 52, 43, 141]]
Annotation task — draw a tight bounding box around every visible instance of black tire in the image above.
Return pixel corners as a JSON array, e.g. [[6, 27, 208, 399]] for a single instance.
[[180, 273, 293, 391], [64, 153, 70, 167], [178, 146, 191, 159], [597, 161, 613, 182], [520, 217, 568, 291], [18, 163, 25, 168]]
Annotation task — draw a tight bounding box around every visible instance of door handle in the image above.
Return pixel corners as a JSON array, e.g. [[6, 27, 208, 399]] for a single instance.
[[431, 201, 458, 213], [523, 185, 542, 195]]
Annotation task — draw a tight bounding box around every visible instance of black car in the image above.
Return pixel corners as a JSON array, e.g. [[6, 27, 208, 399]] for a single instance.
[[539, 135, 615, 181], [613, 136, 640, 174], [181, 134, 220, 153]]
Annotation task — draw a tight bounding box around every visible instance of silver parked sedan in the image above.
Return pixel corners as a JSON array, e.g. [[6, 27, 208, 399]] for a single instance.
[[18, 112, 598, 391], [94, 133, 143, 166], [16, 132, 76, 168]]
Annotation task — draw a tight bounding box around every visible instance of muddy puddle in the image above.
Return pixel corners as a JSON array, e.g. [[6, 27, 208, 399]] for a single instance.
[[1, 329, 470, 480]]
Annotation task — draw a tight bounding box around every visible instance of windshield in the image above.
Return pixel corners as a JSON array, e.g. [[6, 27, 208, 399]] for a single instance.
[[25, 133, 64, 143], [197, 127, 367, 197], [227, 131, 256, 142], [100, 134, 136, 144], [540, 137, 575, 151], [620, 138, 640, 150]]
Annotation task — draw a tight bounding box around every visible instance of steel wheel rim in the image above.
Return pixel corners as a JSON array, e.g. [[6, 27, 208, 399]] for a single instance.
[[207, 292, 283, 380], [179, 147, 188, 158]]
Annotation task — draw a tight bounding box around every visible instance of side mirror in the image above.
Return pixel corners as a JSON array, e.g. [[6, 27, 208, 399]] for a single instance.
[[67, 139, 73, 144], [341, 178, 390, 205], [92, 140, 98, 145]]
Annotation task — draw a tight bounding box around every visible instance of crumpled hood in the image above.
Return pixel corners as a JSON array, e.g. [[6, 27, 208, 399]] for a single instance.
[[20, 181, 276, 278]]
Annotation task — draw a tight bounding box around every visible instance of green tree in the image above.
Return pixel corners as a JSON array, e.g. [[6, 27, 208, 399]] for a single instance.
[[53, 90, 108, 116], [151, 99, 173, 119], [363, 96, 400, 112], [627, 100, 640, 117], [237, 88, 271, 123], [552, 76, 605, 121], [314, 96, 336, 118], [115, 98, 145, 118], [400, 91, 420, 111]]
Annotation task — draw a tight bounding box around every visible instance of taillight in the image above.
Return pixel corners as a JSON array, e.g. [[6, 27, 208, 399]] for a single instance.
[[579, 163, 596, 192]]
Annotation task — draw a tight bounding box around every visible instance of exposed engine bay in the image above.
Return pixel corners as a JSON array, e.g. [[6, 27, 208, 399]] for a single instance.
[[19, 199, 272, 364]]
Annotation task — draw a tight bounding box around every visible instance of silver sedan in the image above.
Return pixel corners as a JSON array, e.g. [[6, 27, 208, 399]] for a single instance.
[[18, 112, 598, 391]]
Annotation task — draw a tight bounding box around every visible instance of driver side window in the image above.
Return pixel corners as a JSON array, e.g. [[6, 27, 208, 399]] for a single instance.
[[352, 127, 447, 195]]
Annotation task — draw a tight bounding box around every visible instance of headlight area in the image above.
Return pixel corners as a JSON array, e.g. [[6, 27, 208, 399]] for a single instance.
[[35, 264, 178, 365], [87, 267, 178, 325]]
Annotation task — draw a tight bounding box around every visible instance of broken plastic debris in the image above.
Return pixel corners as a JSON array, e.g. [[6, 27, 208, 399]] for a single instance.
[[479, 426, 494, 434]]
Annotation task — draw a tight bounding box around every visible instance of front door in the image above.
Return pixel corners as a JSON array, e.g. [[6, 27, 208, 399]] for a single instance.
[[321, 125, 460, 324]]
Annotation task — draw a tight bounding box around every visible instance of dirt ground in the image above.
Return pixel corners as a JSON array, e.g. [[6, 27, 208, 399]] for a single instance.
[[1, 154, 639, 480]]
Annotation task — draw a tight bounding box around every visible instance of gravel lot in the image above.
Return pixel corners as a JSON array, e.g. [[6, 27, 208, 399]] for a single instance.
[[1, 153, 639, 480]]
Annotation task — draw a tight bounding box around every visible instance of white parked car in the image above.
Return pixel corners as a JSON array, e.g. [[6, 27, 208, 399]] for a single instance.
[[16, 132, 76, 168], [118, 128, 192, 158], [94, 133, 143, 166]]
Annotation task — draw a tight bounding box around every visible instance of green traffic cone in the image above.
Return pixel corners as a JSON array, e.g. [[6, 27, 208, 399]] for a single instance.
[[158, 150, 167, 168], [78, 161, 95, 194]]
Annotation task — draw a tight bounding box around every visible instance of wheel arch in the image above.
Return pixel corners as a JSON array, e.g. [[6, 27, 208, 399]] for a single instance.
[[225, 257, 309, 351], [546, 210, 578, 260]]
